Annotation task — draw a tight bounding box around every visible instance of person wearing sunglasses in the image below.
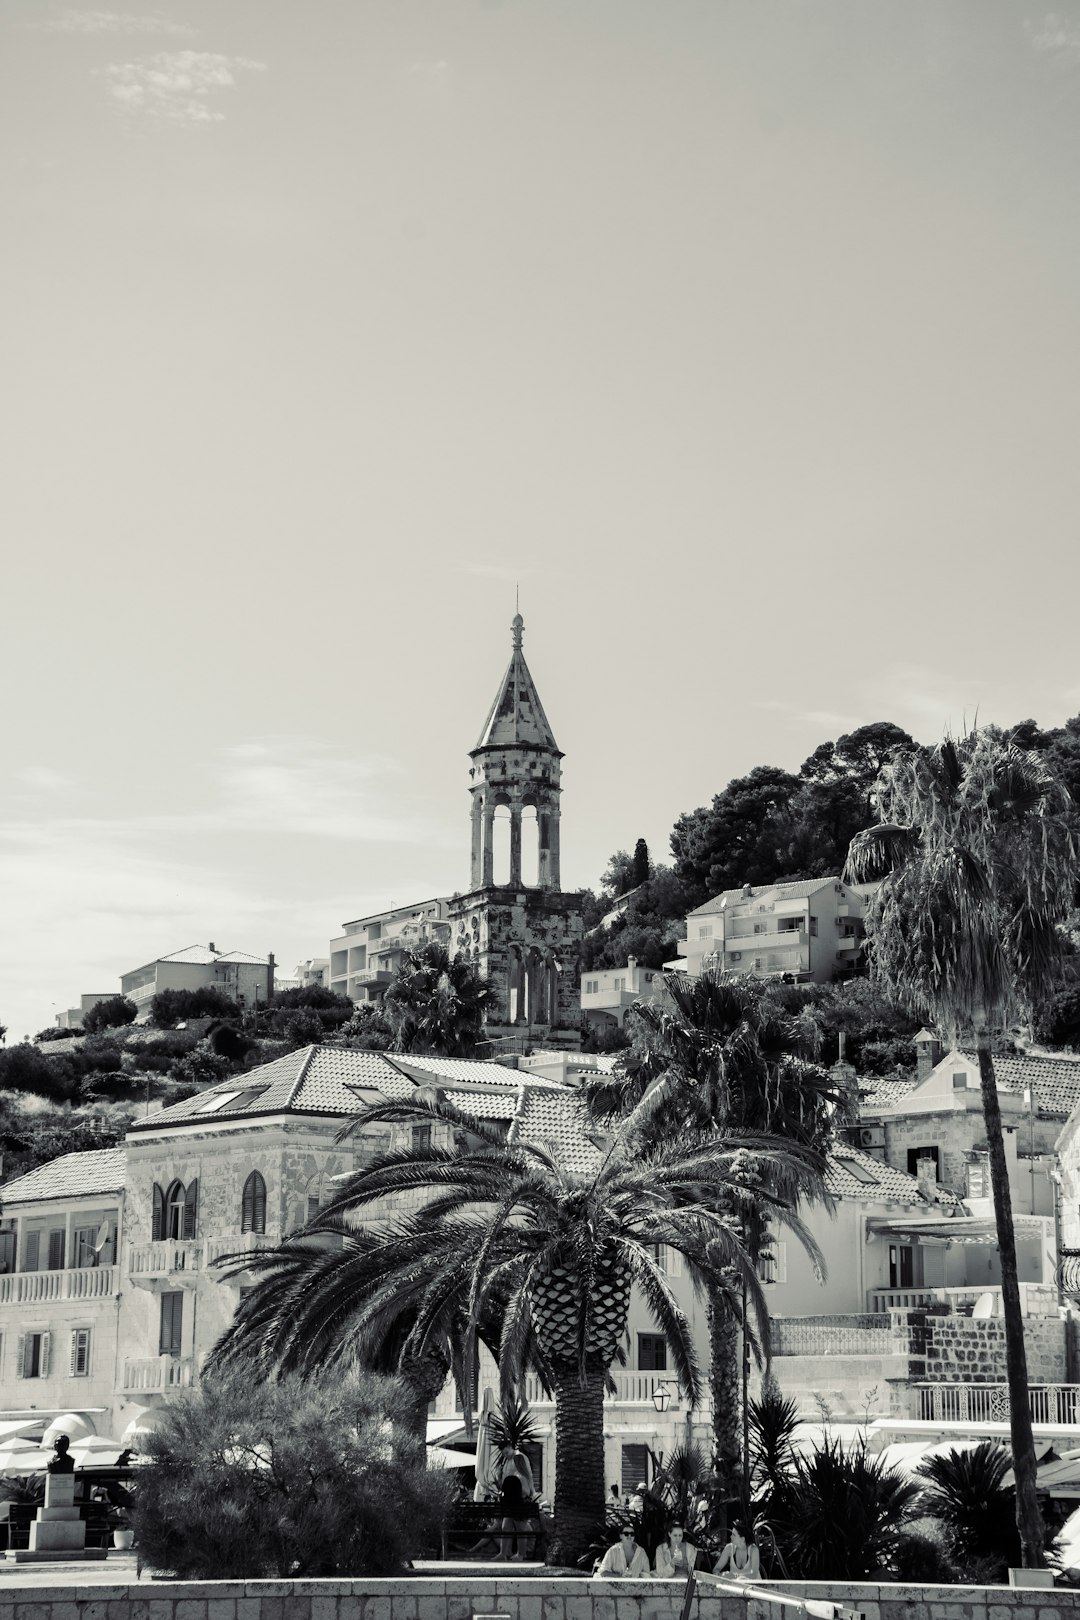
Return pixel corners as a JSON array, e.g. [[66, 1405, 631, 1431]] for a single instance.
[[594, 1526, 651, 1579]]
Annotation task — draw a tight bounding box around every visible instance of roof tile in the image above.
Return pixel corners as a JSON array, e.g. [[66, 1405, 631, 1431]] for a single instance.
[[2, 1148, 126, 1205]]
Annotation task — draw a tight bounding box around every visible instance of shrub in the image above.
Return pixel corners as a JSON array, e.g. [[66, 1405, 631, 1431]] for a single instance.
[[338, 1006, 392, 1050], [0, 1044, 80, 1103], [768, 1434, 921, 1578], [915, 1442, 1021, 1579], [131, 1369, 451, 1577], [151, 988, 241, 1028], [34, 1027, 84, 1044], [82, 996, 138, 1034], [270, 986, 354, 1018], [167, 1046, 233, 1088], [273, 1009, 326, 1049]]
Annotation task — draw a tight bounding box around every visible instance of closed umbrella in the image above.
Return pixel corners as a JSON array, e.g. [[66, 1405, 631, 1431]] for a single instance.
[[472, 1387, 500, 1503]]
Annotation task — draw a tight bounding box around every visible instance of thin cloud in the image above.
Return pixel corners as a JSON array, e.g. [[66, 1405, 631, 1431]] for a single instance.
[[103, 50, 266, 123], [16, 766, 73, 792], [44, 10, 194, 35], [1027, 13, 1080, 63]]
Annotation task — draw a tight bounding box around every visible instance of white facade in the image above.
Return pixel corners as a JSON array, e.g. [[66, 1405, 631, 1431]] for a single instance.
[[675, 877, 871, 984], [328, 899, 452, 1004], [580, 956, 667, 1030]]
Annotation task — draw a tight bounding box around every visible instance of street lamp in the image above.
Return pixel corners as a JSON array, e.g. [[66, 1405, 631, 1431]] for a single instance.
[[651, 1381, 674, 1413]]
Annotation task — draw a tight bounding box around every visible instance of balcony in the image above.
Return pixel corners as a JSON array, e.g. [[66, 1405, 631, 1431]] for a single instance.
[[0, 1265, 118, 1307], [911, 1382, 1080, 1427], [121, 1355, 197, 1393], [524, 1371, 681, 1407], [352, 968, 393, 988], [128, 1240, 201, 1289], [868, 1284, 1057, 1317], [203, 1233, 279, 1270]]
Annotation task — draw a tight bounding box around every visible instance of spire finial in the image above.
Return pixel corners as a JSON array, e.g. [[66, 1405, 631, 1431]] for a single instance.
[[511, 606, 524, 650]]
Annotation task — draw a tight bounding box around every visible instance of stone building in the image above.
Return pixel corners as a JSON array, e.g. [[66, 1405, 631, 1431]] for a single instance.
[[447, 614, 584, 1050]]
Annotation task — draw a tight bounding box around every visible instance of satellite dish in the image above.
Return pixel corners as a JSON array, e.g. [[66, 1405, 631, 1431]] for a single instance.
[[92, 1221, 111, 1255]]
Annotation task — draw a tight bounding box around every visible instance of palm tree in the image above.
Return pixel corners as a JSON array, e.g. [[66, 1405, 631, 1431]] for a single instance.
[[586, 971, 838, 1501], [209, 1221, 492, 1441], [304, 1089, 824, 1565], [845, 727, 1078, 1568], [383, 941, 490, 1057]]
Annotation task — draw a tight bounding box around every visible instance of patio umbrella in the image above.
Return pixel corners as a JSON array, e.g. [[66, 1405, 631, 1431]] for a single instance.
[[428, 1446, 477, 1469], [472, 1387, 500, 1503], [0, 1438, 45, 1475], [70, 1437, 127, 1467]]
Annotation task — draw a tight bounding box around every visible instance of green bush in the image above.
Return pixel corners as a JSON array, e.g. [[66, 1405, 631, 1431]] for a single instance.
[[151, 988, 241, 1027], [915, 1442, 1021, 1579], [768, 1434, 921, 1578], [131, 1369, 452, 1577], [0, 1044, 80, 1103], [34, 1027, 84, 1044], [82, 996, 138, 1034]]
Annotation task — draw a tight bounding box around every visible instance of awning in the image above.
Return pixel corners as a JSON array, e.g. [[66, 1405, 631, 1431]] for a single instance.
[[428, 1445, 476, 1469], [867, 1215, 1046, 1246], [426, 1417, 476, 1449], [0, 1420, 45, 1444]]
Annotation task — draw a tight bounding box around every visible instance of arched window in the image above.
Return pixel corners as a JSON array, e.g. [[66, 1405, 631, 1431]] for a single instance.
[[152, 1183, 165, 1241], [241, 1171, 267, 1235], [520, 802, 539, 888], [165, 1180, 186, 1241], [491, 800, 511, 886]]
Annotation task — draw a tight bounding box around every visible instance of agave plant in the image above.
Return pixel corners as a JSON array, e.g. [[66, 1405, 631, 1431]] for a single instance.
[[768, 1434, 920, 1579]]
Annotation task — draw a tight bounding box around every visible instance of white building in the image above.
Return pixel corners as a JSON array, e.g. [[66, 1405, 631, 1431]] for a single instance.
[[674, 876, 871, 983]]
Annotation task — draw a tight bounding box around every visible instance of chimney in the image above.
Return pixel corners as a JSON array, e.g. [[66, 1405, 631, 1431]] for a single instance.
[[915, 1154, 938, 1200], [208, 942, 217, 954], [915, 1029, 943, 1082], [267, 952, 276, 1002], [627, 956, 637, 972]]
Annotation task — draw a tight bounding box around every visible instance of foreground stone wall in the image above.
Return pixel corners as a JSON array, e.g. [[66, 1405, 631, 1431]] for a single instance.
[[920, 1313, 1067, 1384], [5, 1577, 1077, 1620]]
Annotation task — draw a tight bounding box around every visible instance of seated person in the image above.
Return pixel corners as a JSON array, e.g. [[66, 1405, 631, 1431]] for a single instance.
[[713, 1522, 760, 1580], [594, 1526, 651, 1579], [653, 1521, 700, 1578]]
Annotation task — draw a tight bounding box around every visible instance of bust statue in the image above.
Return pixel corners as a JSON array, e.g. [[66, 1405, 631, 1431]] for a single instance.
[[47, 1435, 74, 1474]]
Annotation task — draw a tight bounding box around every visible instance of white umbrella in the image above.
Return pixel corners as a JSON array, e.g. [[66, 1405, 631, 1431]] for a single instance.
[[70, 1437, 127, 1466], [473, 1387, 500, 1503], [428, 1445, 476, 1469], [43, 1414, 96, 1445], [0, 1438, 44, 1476]]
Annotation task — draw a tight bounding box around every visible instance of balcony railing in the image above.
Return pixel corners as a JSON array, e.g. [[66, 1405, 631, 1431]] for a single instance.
[[772, 1315, 900, 1358], [912, 1383, 1080, 1426], [0, 1265, 118, 1306], [128, 1241, 201, 1280], [352, 968, 393, 987], [122, 1355, 197, 1393], [204, 1233, 279, 1268], [524, 1371, 680, 1407], [869, 1284, 1058, 1317]]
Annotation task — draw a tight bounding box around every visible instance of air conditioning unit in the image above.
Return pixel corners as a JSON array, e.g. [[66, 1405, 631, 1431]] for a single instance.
[[853, 1125, 885, 1150], [730, 951, 742, 961]]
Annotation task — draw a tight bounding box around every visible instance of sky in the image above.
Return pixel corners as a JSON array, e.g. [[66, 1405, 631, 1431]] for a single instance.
[[2, 0, 1080, 1042]]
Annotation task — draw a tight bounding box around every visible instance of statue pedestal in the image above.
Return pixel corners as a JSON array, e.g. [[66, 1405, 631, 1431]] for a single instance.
[[6, 1473, 107, 1562]]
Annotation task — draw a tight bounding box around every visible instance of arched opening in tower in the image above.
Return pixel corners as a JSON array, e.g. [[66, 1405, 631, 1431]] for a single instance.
[[520, 801, 539, 888], [491, 800, 512, 886]]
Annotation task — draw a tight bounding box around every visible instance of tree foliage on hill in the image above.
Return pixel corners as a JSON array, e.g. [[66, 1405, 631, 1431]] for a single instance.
[[82, 996, 137, 1034], [150, 987, 241, 1027], [579, 866, 688, 972], [382, 942, 489, 1057], [671, 723, 916, 907]]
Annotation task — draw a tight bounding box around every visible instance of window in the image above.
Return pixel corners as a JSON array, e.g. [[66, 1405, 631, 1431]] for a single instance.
[[621, 1444, 650, 1496], [952, 1072, 970, 1089], [159, 1291, 184, 1358], [241, 1171, 267, 1235], [412, 1124, 432, 1153], [0, 1230, 14, 1275], [968, 1155, 990, 1198], [638, 1333, 667, 1370], [18, 1331, 50, 1379], [907, 1146, 940, 1179], [697, 925, 712, 939], [22, 1232, 40, 1273], [809, 916, 818, 936], [69, 1329, 91, 1377], [835, 1155, 881, 1185], [161, 1180, 198, 1241], [73, 1226, 102, 1268], [46, 1230, 65, 1271], [889, 1245, 914, 1289], [306, 1196, 322, 1224]]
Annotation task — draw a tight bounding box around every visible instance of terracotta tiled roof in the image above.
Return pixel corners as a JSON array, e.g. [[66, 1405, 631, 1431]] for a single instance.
[[387, 1054, 560, 1088], [826, 1143, 964, 1209], [2, 1148, 127, 1205], [859, 1076, 921, 1110], [511, 1087, 602, 1174], [963, 1051, 1080, 1121]]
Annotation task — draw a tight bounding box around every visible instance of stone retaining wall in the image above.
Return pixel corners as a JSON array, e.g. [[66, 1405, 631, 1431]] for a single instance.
[[2, 1577, 1076, 1620]]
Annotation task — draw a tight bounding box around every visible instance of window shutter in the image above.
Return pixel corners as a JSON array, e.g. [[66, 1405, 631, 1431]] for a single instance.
[[24, 1232, 40, 1272], [241, 1175, 252, 1234], [47, 1230, 65, 1271], [254, 1173, 266, 1234], [16, 1334, 25, 1378], [39, 1331, 50, 1378], [775, 1242, 787, 1285], [667, 1247, 683, 1278], [152, 1184, 165, 1242], [70, 1331, 78, 1376], [183, 1179, 198, 1240]]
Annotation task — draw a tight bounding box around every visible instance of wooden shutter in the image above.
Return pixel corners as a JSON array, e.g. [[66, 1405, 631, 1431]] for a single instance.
[[183, 1180, 198, 1240], [70, 1329, 90, 1376], [47, 1230, 65, 1271], [16, 1334, 25, 1378], [242, 1172, 266, 1235], [24, 1232, 40, 1273], [667, 1247, 683, 1278], [152, 1184, 165, 1241], [39, 1332, 50, 1378]]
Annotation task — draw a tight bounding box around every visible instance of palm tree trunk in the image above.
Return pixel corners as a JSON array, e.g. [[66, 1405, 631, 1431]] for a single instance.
[[548, 1365, 607, 1566], [708, 1280, 741, 1517], [399, 1350, 451, 1446], [975, 1036, 1045, 1567]]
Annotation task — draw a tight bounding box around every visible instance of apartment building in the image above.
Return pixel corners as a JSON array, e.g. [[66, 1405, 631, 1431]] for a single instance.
[[120, 944, 275, 1019], [580, 956, 666, 1031], [0, 1149, 125, 1417], [674, 876, 871, 984], [327, 898, 453, 1004]]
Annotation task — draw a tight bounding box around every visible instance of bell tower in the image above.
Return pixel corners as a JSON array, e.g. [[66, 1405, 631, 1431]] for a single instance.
[[450, 614, 582, 1050]]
